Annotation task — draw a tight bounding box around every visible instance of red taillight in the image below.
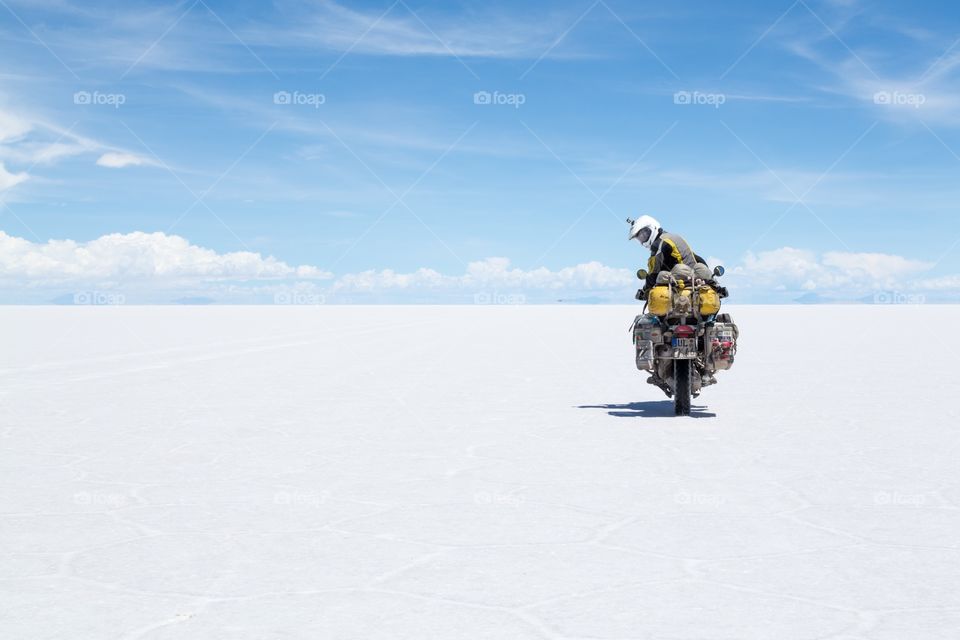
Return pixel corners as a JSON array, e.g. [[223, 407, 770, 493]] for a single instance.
[[674, 325, 695, 338]]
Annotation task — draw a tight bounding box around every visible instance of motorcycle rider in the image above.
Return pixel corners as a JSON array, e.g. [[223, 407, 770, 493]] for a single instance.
[[627, 215, 708, 294], [627, 215, 722, 388]]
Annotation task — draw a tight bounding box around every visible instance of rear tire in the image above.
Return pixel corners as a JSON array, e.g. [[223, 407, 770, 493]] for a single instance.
[[674, 360, 692, 416]]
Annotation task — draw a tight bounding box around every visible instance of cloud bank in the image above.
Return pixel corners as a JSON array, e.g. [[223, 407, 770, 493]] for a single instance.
[[332, 257, 632, 293], [0, 231, 331, 287], [0, 230, 955, 303], [731, 247, 933, 294]]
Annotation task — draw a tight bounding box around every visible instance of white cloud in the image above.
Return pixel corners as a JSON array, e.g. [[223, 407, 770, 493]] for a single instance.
[[331, 257, 634, 293], [0, 106, 151, 173], [16, 141, 95, 165], [0, 110, 32, 143], [779, 14, 960, 126], [96, 152, 151, 168], [0, 162, 28, 191], [0, 0, 591, 81], [243, 0, 583, 60], [822, 251, 931, 283], [731, 247, 934, 295], [916, 274, 960, 290], [0, 229, 956, 303], [0, 230, 333, 286]]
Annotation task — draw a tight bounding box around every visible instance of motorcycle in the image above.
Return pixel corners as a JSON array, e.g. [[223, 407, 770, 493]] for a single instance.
[[630, 264, 739, 416]]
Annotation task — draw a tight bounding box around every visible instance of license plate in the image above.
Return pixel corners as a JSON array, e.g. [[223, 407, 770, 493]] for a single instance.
[[672, 337, 696, 355]]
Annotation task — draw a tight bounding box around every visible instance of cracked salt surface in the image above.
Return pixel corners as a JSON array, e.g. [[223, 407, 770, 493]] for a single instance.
[[1, 304, 959, 639]]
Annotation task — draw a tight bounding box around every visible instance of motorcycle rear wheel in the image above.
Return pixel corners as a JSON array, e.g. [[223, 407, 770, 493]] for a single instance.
[[674, 360, 692, 416]]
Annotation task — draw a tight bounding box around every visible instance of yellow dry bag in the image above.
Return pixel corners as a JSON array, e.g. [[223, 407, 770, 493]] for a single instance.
[[648, 285, 672, 316]]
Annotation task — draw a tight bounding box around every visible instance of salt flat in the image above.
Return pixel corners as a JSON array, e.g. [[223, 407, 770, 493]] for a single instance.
[[2, 304, 959, 639]]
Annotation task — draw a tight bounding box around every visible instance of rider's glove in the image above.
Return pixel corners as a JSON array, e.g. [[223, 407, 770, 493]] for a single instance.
[[635, 288, 648, 301]]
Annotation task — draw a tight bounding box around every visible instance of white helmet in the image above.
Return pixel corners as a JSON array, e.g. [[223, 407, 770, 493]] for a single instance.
[[626, 215, 661, 249]]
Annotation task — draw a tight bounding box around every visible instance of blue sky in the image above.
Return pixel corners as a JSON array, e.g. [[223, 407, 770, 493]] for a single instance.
[[0, 0, 959, 303]]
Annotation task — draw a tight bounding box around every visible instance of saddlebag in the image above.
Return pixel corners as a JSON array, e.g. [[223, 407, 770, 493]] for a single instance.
[[632, 314, 663, 371], [704, 318, 739, 371]]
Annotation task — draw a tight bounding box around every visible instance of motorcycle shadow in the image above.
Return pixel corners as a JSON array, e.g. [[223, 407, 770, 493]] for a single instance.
[[578, 401, 716, 419]]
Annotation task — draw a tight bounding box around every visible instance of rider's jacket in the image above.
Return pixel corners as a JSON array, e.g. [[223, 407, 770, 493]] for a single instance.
[[646, 231, 702, 289]]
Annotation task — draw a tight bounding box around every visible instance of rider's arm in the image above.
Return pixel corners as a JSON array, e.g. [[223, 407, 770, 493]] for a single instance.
[[648, 243, 670, 275], [642, 246, 668, 295]]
